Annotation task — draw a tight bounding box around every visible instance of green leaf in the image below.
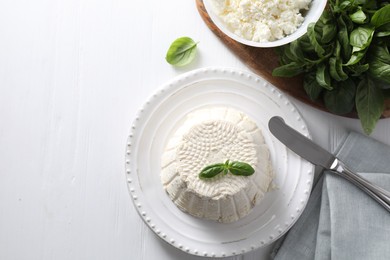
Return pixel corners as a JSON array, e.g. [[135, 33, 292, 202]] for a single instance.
[[165, 37, 198, 67], [317, 11, 337, 44], [279, 40, 305, 64], [304, 72, 323, 100], [307, 23, 325, 57], [289, 40, 305, 63], [228, 161, 255, 176], [376, 23, 390, 37], [272, 62, 304, 77], [351, 46, 363, 53], [321, 24, 337, 43], [224, 159, 230, 167], [298, 34, 315, 53], [343, 12, 355, 32], [369, 59, 390, 84], [349, 26, 374, 50], [318, 10, 334, 25], [344, 50, 366, 65], [337, 16, 352, 61], [347, 63, 369, 76], [368, 43, 390, 84], [324, 79, 356, 114], [349, 9, 367, 24], [316, 64, 333, 90], [369, 43, 390, 63], [353, 0, 368, 5], [334, 40, 341, 58], [198, 163, 225, 179], [199, 160, 255, 179], [337, 0, 352, 11], [371, 4, 390, 28], [363, 0, 378, 10], [376, 31, 390, 37], [330, 57, 348, 81], [356, 77, 384, 134]]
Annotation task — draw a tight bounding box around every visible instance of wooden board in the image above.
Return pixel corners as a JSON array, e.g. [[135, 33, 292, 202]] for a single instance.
[[196, 0, 390, 118]]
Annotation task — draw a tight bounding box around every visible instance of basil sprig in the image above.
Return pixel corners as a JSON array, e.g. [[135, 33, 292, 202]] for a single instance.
[[199, 160, 255, 179], [165, 37, 198, 67], [273, 1, 390, 134]]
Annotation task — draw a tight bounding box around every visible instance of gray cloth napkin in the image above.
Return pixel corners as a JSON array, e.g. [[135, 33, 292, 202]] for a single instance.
[[271, 132, 390, 260]]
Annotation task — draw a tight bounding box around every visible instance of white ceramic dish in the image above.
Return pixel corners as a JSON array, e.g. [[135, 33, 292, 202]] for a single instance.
[[125, 67, 314, 257], [203, 0, 327, 48]]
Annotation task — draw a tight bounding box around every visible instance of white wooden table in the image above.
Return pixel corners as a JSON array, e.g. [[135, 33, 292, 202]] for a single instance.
[[1, 1, 389, 259]]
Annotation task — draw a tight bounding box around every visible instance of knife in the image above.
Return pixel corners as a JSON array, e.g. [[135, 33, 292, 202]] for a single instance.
[[268, 116, 390, 212]]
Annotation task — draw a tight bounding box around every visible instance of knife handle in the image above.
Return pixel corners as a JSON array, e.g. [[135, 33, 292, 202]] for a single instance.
[[331, 159, 390, 212]]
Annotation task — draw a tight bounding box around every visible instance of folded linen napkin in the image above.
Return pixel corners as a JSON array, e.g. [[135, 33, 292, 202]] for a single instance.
[[271, 132, 390, 260]]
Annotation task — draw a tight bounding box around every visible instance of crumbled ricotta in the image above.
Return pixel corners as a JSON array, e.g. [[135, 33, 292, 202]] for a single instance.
[[210, 0, 312, 42]]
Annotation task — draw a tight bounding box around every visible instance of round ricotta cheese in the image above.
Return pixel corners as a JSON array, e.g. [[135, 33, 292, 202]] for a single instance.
[[161, 107, 274, 223], [209, 0, 312, 42]]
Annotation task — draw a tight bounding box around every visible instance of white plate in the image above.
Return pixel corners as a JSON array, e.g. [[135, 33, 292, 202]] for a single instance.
[[125, 67, 314, 258]]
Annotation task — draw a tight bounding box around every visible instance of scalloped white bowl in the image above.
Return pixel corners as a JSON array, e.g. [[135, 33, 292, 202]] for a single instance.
[[203, 0, 328, 48]]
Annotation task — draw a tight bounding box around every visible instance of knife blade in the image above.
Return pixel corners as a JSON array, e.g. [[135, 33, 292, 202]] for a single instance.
[[268, 116, 390, 212], [268, 116, 334, 169]]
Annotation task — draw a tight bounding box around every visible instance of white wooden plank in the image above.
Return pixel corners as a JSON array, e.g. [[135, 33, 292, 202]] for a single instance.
[[1, 0, 389, 259]]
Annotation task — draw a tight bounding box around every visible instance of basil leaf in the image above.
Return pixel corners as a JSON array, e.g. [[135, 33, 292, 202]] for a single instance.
[[280, 41, 302, 64], [307, 23, 325, 57], [369, 43, 390, 63], [324, 79, 356, 114], [330, 57, 348, 81], [289, 40, 305, 63], [272, 62, 304, 77], [363, 1, 376, 8], [369, 59, 390, 84], [375, 22, 390, 37], [304, 72, 323, 100], [371, 4, 390, 28], [339, 0, 352, 11], [303, 57, 322, 67], [337, 15, 352, 61], [347, 63, 369, 76], [376, 31, 390, 37], [224, 159, 230, 167], [280, 54, 292, 66], [165, 37, 198, 67], [344, 50, 366, 65], [334, 40, 341, 58], [318, 10, 334, 25], [317, 11, 337, 44], [353, 0, 368, 6], [299, 34, 315, 53], [199, 163, 225, 179], [228, 161, 255, 176], [322, 24, 337, 44], [316, 64, 333, 90], [199, 160, 255, 179], [368, 43, 390, 83], [349, 26, 374, 50], [356, 77, 384, 134], [349, 9, 367, 24]]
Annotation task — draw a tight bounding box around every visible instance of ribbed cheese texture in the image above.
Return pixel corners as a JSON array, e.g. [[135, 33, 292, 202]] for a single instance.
[[161, 107, 273, 223]]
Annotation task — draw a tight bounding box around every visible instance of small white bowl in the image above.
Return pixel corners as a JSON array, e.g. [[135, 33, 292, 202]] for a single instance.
[[203, 0, 328, 48]]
